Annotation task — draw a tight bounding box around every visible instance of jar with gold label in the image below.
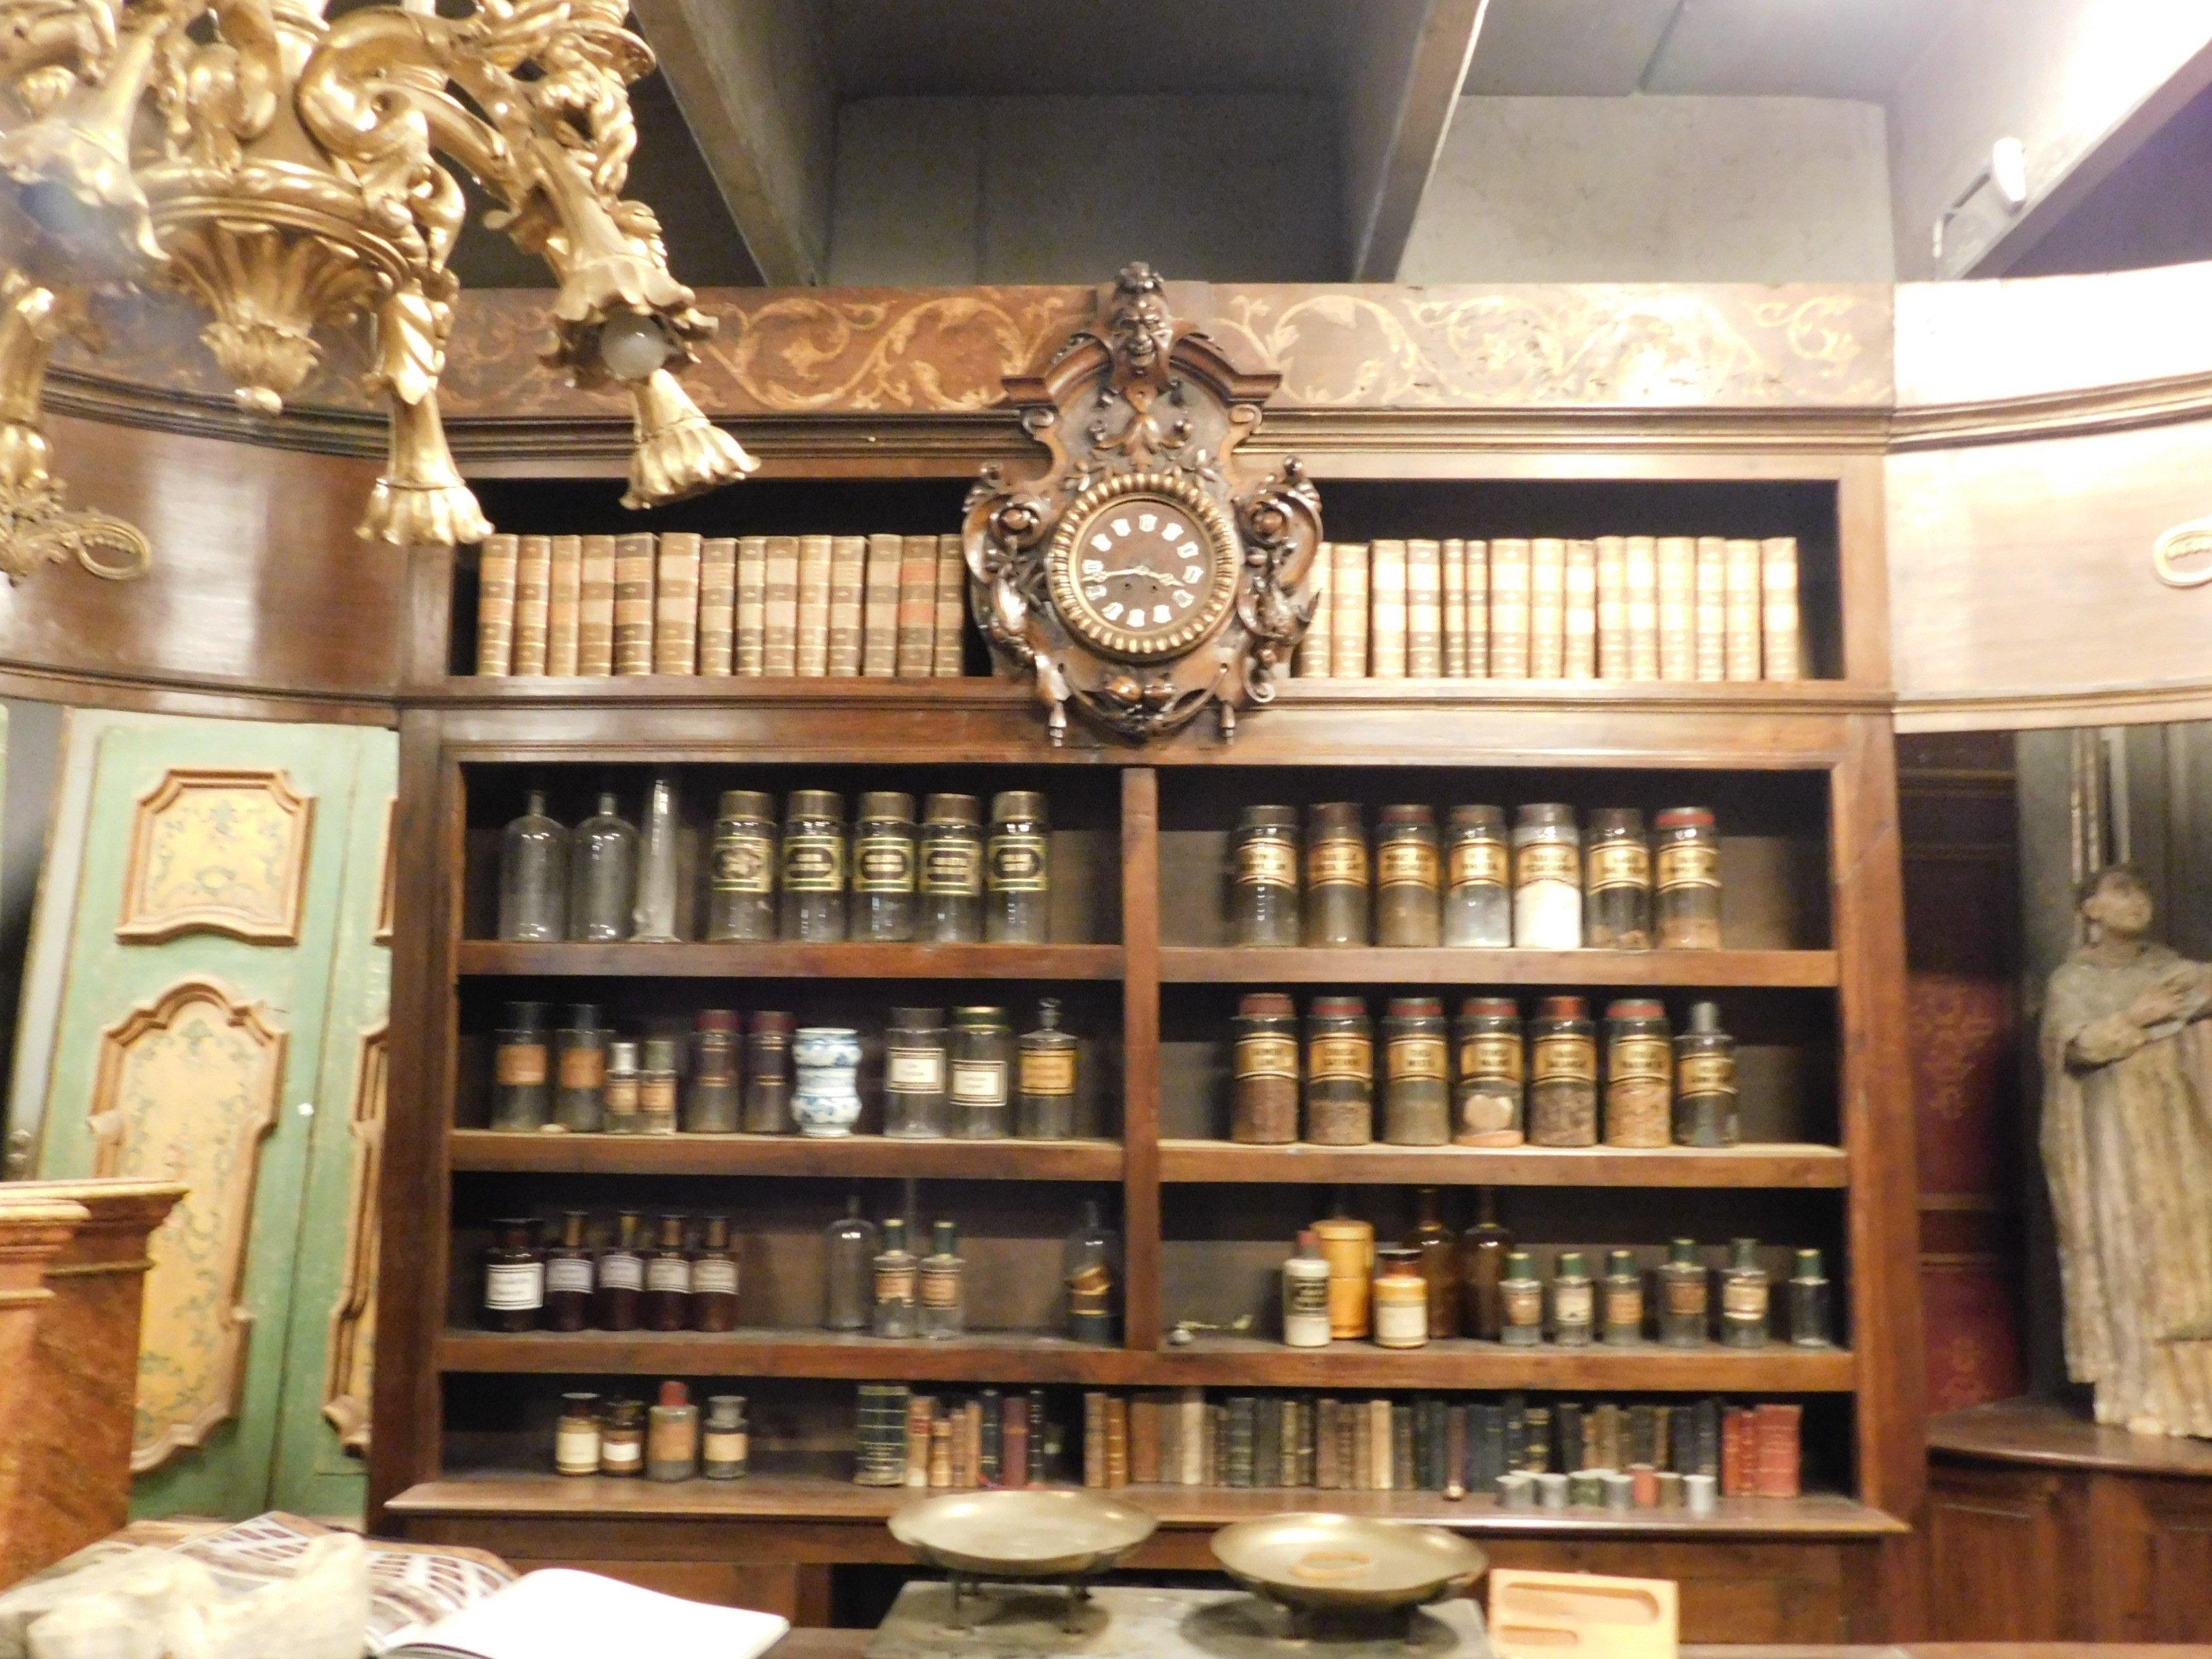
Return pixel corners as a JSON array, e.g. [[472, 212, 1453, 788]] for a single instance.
[[918, 794, 984, 943], [1454, 997, 1525, 1147], [1601, 1248, 1644, 1343], [1372, 1247, 1429, 1349], [1512, 804, 1582, 949], [602, 1040, 642, 1134], [1603, 998, 1673, 1148], [949, 1006, 1012, 1139], [555, 1391, 600, 1476], [742, 1011, 794, 1134], [1672, 1001, 1738, 1147], [1443, 804, 1511, 947], [706, 789, 777, 942], [1303, 996, 1374, 1145], [598, 1397, 644, 1477], [1498, 1250, 1544, 1347], [1312, 1212, 1374, 1340], [884, 1007, 949, 1139], [1228, 805, 1301, 946], [1657, 1237, 1708, 1346], [1550, 1250, 1595, 1347], [1718, 1236, 1769, 1347], [491, 1002, 552, 1131], [1527, 995, 1598, 1147], [1017, 998, 1079, 1139], [1381, 996, 1450, 1145], [851, 791, 918, 942], [684, 1009, 741, 1133], [1231, 992, 1299, 1144], [986, 792, 1051, 944], [779, 789, 846, 942], [552, 1004, 607, 1132], [1374, 804, 1442, 947], [1583, 808, 1652, 949], [1654, 806, 1722, 949], [1303, 802, 1370, 946], [638, 1036, 680, 1136]]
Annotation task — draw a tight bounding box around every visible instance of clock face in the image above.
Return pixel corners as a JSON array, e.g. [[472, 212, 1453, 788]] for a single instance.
[[1046, 483, 1239, 660]]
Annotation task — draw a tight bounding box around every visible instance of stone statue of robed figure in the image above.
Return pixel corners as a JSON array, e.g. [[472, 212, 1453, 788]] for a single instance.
[[2041, 865, 2212, 1436]]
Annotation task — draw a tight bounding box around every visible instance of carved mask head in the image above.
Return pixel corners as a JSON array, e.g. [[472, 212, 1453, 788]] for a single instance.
[[2081, 865, 2154, 941], [1109, 263, 1172, 375]]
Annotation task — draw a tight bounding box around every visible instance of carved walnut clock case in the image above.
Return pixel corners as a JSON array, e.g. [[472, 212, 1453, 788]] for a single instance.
[[964, 264, 1324, 743]]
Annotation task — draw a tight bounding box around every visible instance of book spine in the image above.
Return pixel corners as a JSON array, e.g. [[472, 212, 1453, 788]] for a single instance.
[[1406, 538, 1442, 678], [1503, 1398, 1527, 1475], [979, 1389, 1002, 1488], [1528, 537, 1566, 678], [1488, 538, 1530, 678], [933, 534, 966, 677], [1523, 1404, 1553, 1473], [1130, 1394, 1160, 1485], [1027, 1389, 1048, 1486], [1597, 1403, 1625, 1475], [1656, 535, 1696, 680], [929, 1411, 952, 1488], [1723, 537, 1763, 680], [1254, 1395, 1281, 1488], [762, 535, 799, 676], [795, 532, 833, 676], [1297, 542, 1334, 677], [735, 535, 768, 676], [963, 1399, 983, 1488], [1628, 1403, 1658, 1469], [1474, 1405, 1504, 1494], [1002, 1393, 1029, 1490], [1371, 1399, 1394, 1492], [1721, 1406, 1751, 1498], [1083, 1391, 1105, 1487], [1465, 539, 1488, 678], [1207, 1404, 1227, 1490], [1330, 542, 1369, 678], [1105, 1394, 1129, 1490], [578, 534, 617, 677], [862, 533, 902, 677], [1564, 537, 1597, 680], [1558, 1402, 1586, 1475], [474, 534, 516, 676], [826, 535, 867, 677], [1315, 1399, 1340, 1491], [513, 534, 552, 675], [897, 534, 937, 676], [1292, 1397, 1313, 1488], [906, 1393, 934, 1487], [1694, 535, 1727, 682], [1446, 1404, 1468, 1493], [612, 533, 655, 676], [1624, 535, 1660, 680], [1594, 535, 1628, 679], [1753, 1402, 1801, 1497], [1440, 538, 1467, 677], [1761, 535, 1802, 680], [1228, 1395, 1255, 1488], [546, 535, 582, 676], [653, 531, 702, 676], [1368, 539, 1407, 678], [698, 537, 737, 676], [1391, 1403, 1414, 1493], [1179, 1388, 1206, 1487]]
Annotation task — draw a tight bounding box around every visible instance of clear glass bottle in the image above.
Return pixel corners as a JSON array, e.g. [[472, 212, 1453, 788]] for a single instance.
[[1405, 1188, 1459, 1338], [1602, 998, 1672, 1149], [497, 789, 567, 942], [742, 1012, 794, 1133], [1788, 1248, 1832, 1347], [1374, 804, 1442, 947], [985, 792, 1051, 944], [1656, 1237, 1708, 1347], [1303, 802, 1370, 946], [949, 1006, 1012, 1139], [1601, 1248, 1644, 1344], [1453, 997, 1525, 1147], [1498, 1249, 1544, 1347], [1672, 1002, 1739, 1147], [631, 773, 682, 942], [918, 1219, 966, 1340], [482, 1218, 544, 1332], [1017, 998, 1079, 1139], [1228, 804, 1300, 946], [543, 1210, 594, 1332], [602, 1040, 642, 1134], [690, 1214, 740, 1332], [1582, 807, 1652, 949], [1063, 1200, 1119, 1345], [1511, 803, 1582, 949], [1718, 1236, 1770, 1348], [1381, 996, 1450, 1145], [884, 1007, 950, 1138], [1528, 995, 1599, 1147], [1281, 1230, 1332, 1349], [1442, 804, 1511, 947], [1654, 806, 1722, 949], [1460, 1190, 1513, 1340], [702, 1395, 749, 1480], [638, 1036, 681, 1135], [1550, 1250, 1595, 1347], [684, 1010, 742, 1133], [779, 790, 846, 941], [918, 794, 985, 943], [872, 1215, 919, 1339], [851, 790, 918, 941], [642, 1213, 691, 1332], [596, 1210, 644, 1332], [490, 1001, 552, 1131], [567, 792, 637, 941], [823, 1196, 878, 1330], [1303, 996, 1374, 1146], [1231, 992, 1300, 1145], [552, 1003, 607, 1133], [705, 789, 777, 943]]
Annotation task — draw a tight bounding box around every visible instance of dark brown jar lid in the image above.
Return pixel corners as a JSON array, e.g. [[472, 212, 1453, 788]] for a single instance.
[[1586, 807, 1646, 838], [1309, 995, 1369, 1020], [716, 789, 775, 822], [1684, 1000, 1725, 1035], [749, 1010, 796, 1035], [1459, 996, 1519, 1021], [857, 790, 915, 823], [1237, 991, 1297, 1019], [1535, 994, 1590, 1021], [1237, 804, 1299, 832], [695, 1008, 739, 1033], [1386, 995, 1444, 1019], [502, 1000, 551, 1032], [1448, 804, 1506, 834], [1309, 801, 1365, 835], [1605, 998, 1666, 1022], [640, 1036, 684, 1071], [924, 792, 981, 825], [1656, 806, 1715, 830], [992, 790, 1048, 824], [1378, 804, 1436, 831], [889, 1006, 946, 1027], [786, 788, 842, 823], [565, 1003, 602, 1030]]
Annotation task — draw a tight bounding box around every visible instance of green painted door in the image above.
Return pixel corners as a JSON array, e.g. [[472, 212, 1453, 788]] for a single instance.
[[18, 709, 392, 1519]]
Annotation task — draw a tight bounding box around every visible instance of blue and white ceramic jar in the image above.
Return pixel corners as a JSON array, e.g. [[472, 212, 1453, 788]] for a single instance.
[[792, 1026, 864, 1137]]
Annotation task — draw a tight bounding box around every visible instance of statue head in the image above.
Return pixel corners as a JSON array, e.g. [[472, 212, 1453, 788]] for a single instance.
[[2080, 864, 2154, 942]]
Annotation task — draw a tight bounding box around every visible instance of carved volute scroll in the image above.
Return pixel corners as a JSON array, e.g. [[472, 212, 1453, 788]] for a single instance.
[[964, 263, 1323, 743], [117, 768, 316, 944]]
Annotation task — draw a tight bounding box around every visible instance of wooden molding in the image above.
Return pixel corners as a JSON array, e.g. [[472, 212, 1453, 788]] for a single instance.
[[323, 1021, 388, 1454], [374, 798, 397, 945], [117, 767, 316, 945]]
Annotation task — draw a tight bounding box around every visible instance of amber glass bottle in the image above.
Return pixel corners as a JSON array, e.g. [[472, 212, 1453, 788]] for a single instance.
[[690, 1215, 741, 1332], [642, 1214, 692, 1332], [542, 1210, 595, 1332]]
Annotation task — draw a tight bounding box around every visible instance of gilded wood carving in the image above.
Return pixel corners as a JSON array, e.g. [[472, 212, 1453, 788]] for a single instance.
[[117, 767, 315, 945], [87, 978, 287, 1472], [323, 1022, 386, 1453]]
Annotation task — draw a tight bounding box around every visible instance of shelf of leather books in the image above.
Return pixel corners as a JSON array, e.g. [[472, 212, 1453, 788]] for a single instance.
[[373, 422, 1915, 1645]]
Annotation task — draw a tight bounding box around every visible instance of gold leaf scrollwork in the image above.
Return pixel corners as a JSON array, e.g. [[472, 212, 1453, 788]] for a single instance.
[[2153, 514, 2212, 588], [117, 766, 315, 945]]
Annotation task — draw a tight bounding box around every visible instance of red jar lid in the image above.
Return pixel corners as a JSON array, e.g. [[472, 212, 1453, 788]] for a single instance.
[[1309, 995, 1368, 1019], [696, 1008, 739, 1033], [1238, 991, 1297, 1019], [1536, 994, 1589, 1020], [1606, 998, 1665, 1021], [750, 1010, 796, 1034], [1386, 996, 1444, 1019], [1459, 996, 1519, 1019], [1656, 806, 1715, 830]]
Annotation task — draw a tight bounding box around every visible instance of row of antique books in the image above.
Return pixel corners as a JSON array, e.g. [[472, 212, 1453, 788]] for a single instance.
[[852, 1385, 1801, 1498], [473, 533, 967, 678], [1294, 535, 1805, 681]]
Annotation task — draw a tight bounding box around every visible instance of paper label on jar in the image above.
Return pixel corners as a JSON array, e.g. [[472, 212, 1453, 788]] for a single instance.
[[854, 836, 916, 893], [640, 1076, 678, 1113], [1722, 1278, 1767, 1318], [886, 1046, 946, 1091], [987, 834, 1048, 893], [1552, 1280, 1594, 1325], [1234, 837, 1298, 887], [1530, 1033, 1597, 1084], [1019, 1048, 1077, 1096], [600, 1440, 642, 1472], [693, 1258, 739, 1296], [1284, 1272, 1331, 1318], [1656, 839, 1721, 890], [1307, 836, 1369, 888], [920, 1267, 961, 1308], [1372, 1294, 1427, 1347], [546, 1256, 594, 1294], [1234, 1034, 1298, 1080], [703, 1430, 747, 1463], [876, 1263, 916, 1303], [555, 1423, 600, 1471], [646, 1257, 692, 1294], [920, 840, 981, 895], [949, 1059, 1008, 1105], [602, 1078, 640, 1115], [484, 1261, 543, 1311], [1458, 1033, 1523, 1083], [710, 827, 775, 893], [1448, 837, 1508, 888], [781, 833, 845, 893], [1500, 1282, 1543, 1326], [1608, 1035, 1671, 1084], [1307, 1033, 1372, 1082], [1515, 839, 1580, 886], [1662, 1275, 1708, 1315], [1586, 840, 1652, 892], [1676, 1052, 1736, 1094], [558, 1046, 605, 1090], [1386, 1036, 1448, 1081], [495, 1042, 548, 1086], [1605, 1285, 1643, 1327], [1376, 840, 1439, 890], [598, 1252, 643, 1291]]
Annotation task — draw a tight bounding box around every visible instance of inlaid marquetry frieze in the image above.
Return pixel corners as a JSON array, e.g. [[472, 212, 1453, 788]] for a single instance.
[[323, 1022, 386, 1454], [88, 979, 286, 1472], [117, 767, 315, 945]]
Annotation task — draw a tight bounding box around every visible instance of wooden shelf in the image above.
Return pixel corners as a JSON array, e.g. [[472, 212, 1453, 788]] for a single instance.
[[450, 1130, 1122, 1180], [438, 1328, 1854, 1392], [1158, 947, 1837, 987], [1157, 1140, 1849, 1188], [455, 941, 1124, 981]]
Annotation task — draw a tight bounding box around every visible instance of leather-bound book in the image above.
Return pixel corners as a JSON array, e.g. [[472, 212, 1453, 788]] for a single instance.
[[1465, 539, 1488, 678], [794, 532, 833, 676], [1753, 1402, 1801, 1497], [1370, 1398, 1394, 1491], [862, 532, 901, 676], [896, 533, 937, 676], [933, 534, 966, 676], [698, 536, 736, 676], [1488, 537, 1530, 678], [734, 535, 768, 676], [1368, 538, 1408, 678], [1523, 1404, 1553, 1472], [905, 1393, 933, 1487], [1656, 535, 1696, 680], [1440, 537, 1467, 676], [1001, 1393, 1029, 1490], [1254, 1396, 1281, 1488], [1528, 536, 1566, 678], [1761, 535, 1803, 679], [1179, 1387, 1206, 1486], [1557, 1401, 1586, 1475], [1406, 537, 1442, 677], [1297, 541, 1334, 676], [761, 534, 799, 676], [1391, 1403, 1414, 1493], [1349, 1402, 1372, 1491], [546, 534, 582, 676], [1564, 537, 1597, 678], [513, 534, 551, 674], [578, 533, 616, 676], [1130, 1393, 1161, 1485], [474, 533, 516, 676], [653, 531, 701, 675], [1623, 535, 1660, 680], [1105, 1395, 1130, 1490], [1724, 537, 1763, 680], [1720, 1406, 1752, 1497], [827, 534, 867, 676], [979, 1389, 1002, 1488], [1594, 535, 1628, 678], [1315, 1399, 1340, 1490], [1330, 541, 1369, 678], [1227, 1395, 1255, 1488], [1694, 535, 1727, 682], [612, 532, 655, 675], [1207, 1402, 1227, 1488]]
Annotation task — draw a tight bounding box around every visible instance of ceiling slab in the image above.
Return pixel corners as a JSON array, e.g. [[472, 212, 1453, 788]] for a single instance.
[[1462, 0, 1678, 96], [1643, 0, 1960, 101]]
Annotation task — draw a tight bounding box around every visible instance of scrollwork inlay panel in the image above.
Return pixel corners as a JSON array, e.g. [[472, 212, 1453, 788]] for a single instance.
[[117, 767, 315, 945]]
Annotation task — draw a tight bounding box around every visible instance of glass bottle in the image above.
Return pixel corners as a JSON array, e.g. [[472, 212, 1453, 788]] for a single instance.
[[1374, 804, 1442, 947], [779, 789, 846, 941], [1281, 1230, 1331, 1349], [1443, 804, 1511, 947], [1656, 1237, 1709, 1347], [647, 1380, 699, 1482], [1673, 1002, 1739, 1147], [596, 1210, 644, 1331], [1228, 805, 1300, 946], [638, 1036, 681, 1136], [1017, 998, 1079, 1139], [918, 1219, 965, 1340], [543, 1210, 595, 1332], [1303, 802, 1370, 946], [703, 1395, 749, 1480], [1788, 1248, 1832, 1347], [1498, 1250, 1544, 1347], [1654, 806, 1722, 949], [1454, 996, 1524, 1147], [497, 789, 567, 942], [1460, 1190, 1513, 1340], [918, 793, 985, 943], [1381, 996, 1450, 1145], [884, 1007, 950, 1139], [1601, 1248, 1644, 1344], [872, 1215, 919, 1339], [642, 1214, 691, 1332], [684, 1010, 742, 1133], [631, 773, 682, 942], [1718, 1237, 1769, 1347], [949, 1006, 1012, 1139], [602, 1041, 642, 1134], [823, 1197, 878, 1330], [567, 792, 637, 941], [1550, 1250, 1595, 1347], [552, 1004, 607, 1133], [1602, 998, 1673, 1149], [1528, 995, 1599, 1147], [705, 789, 777, 943], [985, 791, 1051, 944], [1372, 1246, 1429, 1349], [1406, 1187, 1459, 1339], [851, 790, 918, 942], [1582, 807, 1652, 949], [1230, 991, 1300, 1145], [490, 1002, 552, 1131], [555, 1392, 600, 1477], [482, 1218, 544, 1332], [690, 1214, 740, 1332], [742, 1011, 795, 1134], [1303, 996, 1373, 1145], [1063, 1200, 1118, 1345], [599, 1397, 644, 1477], [1511, 803, 1582, 949]]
